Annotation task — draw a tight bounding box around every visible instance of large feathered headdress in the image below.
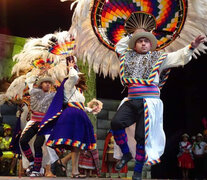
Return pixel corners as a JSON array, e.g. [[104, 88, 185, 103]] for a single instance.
[[0, 31, 74, 104], [67, 0, 207, 79]]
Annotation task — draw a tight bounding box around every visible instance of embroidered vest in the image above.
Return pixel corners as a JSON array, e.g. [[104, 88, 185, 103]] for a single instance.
[[120, 50, 167, 86]]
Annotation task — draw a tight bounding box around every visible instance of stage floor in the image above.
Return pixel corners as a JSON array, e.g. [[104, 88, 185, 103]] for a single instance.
[[0, 177, 129, 180], [0, 177, 174, 180]]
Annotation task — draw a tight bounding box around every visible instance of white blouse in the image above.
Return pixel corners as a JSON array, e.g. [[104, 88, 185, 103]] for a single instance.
[[63, 67, 85, 103], [64, 67, 93, 112]]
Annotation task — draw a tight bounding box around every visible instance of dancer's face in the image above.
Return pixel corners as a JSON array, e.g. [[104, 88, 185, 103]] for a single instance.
[[134, 37, 152, 54], [196, 136, 202, 142], [183, 136, 188, 142], [41, 81, 52, 92]]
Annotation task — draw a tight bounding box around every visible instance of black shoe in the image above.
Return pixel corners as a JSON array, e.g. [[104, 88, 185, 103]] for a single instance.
[[25, 165, 34, 176], [50, 161, 57, 175], [115, 152, 133, 171], [51, 159, 67, 177], [132, 172, 142, 180]]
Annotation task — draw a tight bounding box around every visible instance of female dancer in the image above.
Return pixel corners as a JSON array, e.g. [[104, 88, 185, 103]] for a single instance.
[[39, 57, 101, 177]]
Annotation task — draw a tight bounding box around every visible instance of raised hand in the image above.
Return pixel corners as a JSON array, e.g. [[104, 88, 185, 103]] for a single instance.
[[68, 61, 75, 68], [191, 35, 206, 48], [39, 68, 47, 76], [92, 105, 99, 113]]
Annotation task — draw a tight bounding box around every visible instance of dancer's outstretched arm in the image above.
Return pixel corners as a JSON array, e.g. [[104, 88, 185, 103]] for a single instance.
[[160, 35, 206, 71]]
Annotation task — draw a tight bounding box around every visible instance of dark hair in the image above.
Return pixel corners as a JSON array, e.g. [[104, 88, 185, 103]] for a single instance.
[[75, 74, 87, 91], [66, 56, 75, 64]]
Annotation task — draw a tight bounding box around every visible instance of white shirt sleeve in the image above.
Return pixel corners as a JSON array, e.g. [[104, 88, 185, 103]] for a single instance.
[[25, 74, 38, 93], [115, 36, 130, 55], [64, 67, 79, 91], [160, 45, 194, 72], [84, 107, 93, 113]]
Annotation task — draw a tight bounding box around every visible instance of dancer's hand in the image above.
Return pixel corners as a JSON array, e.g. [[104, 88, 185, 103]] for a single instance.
[[92, 105, 99, 112], [67, 61, 75, 72], [38, 67, 48, 76], [191, 35, 206, 48]]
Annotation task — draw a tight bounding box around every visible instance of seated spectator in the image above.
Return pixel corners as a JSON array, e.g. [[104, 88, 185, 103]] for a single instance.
[[0, 123, 16, 175], [101, 131, 128, 178]]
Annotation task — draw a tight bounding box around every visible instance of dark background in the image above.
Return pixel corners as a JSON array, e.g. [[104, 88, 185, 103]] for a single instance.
[[1, 0, 207, 178]]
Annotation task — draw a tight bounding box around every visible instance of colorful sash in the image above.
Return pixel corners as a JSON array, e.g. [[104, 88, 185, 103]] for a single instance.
[[68, 102, 85, 110], [128, 84, 160, 99]]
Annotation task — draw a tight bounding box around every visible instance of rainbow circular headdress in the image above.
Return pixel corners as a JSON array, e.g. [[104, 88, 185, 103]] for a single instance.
[[91, 0, 187, 51]]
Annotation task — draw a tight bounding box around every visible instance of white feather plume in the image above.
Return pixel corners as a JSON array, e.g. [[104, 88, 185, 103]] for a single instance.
[[41, 33, 55, 46], [55, 31, 71, 44], [71, 0, 92, 29], [0, 94, 8, 105], [5, 75, 27, 101], [192, 0, 206, 18], [48, 61, 68, 82], [11, 31, 73, 76], [7, 30, 72, 101], [164, 0, 207, 56], [60, 0, 73, 2]]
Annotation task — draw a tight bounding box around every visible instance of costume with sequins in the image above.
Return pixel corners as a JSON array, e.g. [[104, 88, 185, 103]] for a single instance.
[[19, 76, 56, 173]]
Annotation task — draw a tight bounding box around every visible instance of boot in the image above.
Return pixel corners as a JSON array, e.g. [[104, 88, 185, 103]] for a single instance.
[[132, 171, 142, 180], [115, 152, 133, 171]]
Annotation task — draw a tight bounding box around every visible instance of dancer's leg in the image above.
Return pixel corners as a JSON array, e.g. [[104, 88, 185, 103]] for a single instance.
[[71, 148, 80, 175], [61, 152, 72, 167], [111, 100, 144, 171], [20, 122, 39, 164], [45, 164, 56, 177], [33, 135, 45, 172]]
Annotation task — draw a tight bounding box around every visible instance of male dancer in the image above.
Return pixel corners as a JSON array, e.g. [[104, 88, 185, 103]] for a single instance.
[[111, 29, 205, 180], [20, 72, 56, 176]]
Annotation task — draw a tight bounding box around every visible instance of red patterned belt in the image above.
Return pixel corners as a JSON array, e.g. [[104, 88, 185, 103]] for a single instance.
[[31, 111, 46, 122]]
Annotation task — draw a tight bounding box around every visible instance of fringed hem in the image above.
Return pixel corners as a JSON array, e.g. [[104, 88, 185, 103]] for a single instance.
[[145, 157, 161, 165], [38, 110, 63, 133], [46, 138, 97, 150]]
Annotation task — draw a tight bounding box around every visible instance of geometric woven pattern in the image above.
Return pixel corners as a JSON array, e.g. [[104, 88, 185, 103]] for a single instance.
[[49, 40, 76, 55], [91, 0, 187, 51], [32, 58, 55, 69]]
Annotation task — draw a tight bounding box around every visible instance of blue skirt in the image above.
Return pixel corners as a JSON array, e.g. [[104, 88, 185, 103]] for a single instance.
[[46, 107, 96, 150]]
